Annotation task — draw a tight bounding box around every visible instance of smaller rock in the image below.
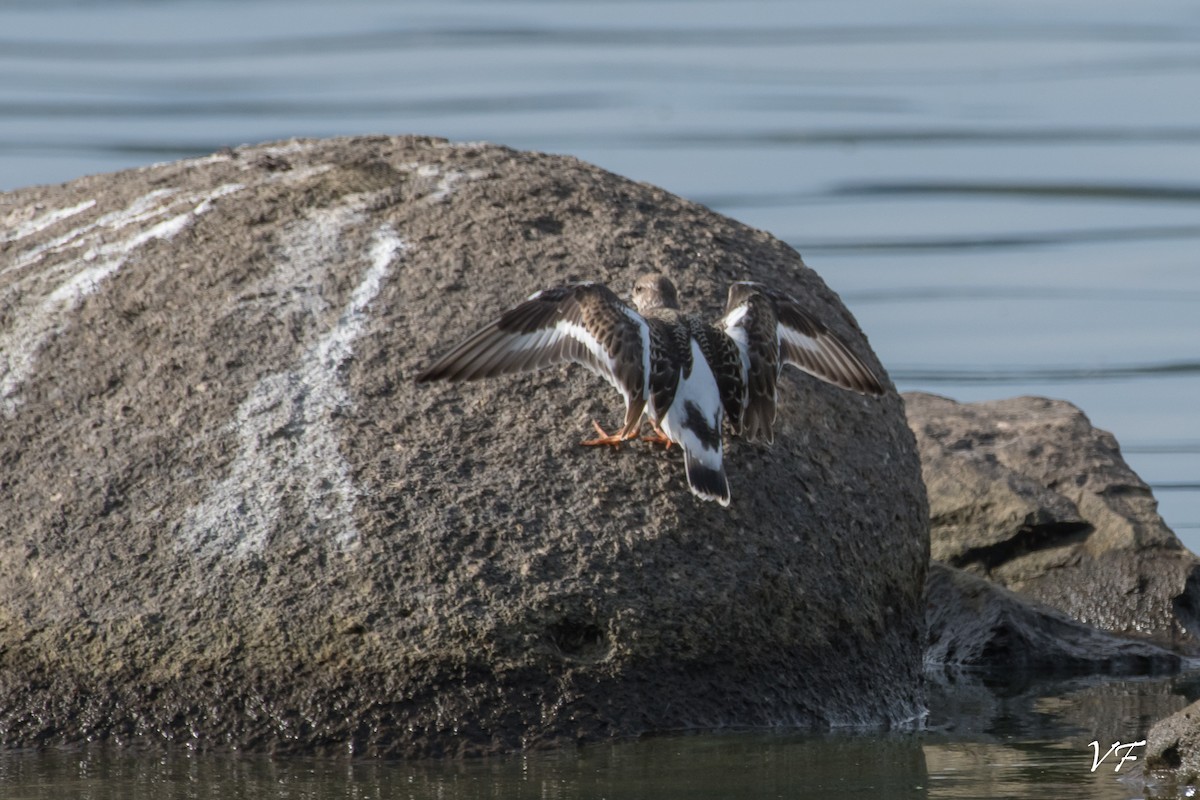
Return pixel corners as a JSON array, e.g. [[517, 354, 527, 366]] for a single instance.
[[906, 392, 1200, 650], [1146, 699, 1200, 791], [926, 562, 1182, 676]]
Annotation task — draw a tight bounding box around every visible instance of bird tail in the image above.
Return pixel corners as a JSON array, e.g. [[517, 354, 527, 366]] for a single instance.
[[740, 393, 777, 444], [682, 445, 730, 507]]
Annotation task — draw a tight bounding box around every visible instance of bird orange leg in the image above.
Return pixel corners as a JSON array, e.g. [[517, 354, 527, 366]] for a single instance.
[[580, 419, 633, 448], [641, 421, 673, 448]]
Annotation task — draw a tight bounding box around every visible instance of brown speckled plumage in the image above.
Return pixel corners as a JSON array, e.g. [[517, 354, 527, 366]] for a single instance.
[[722, 281, 884, 444], [417, 274, 885, 504]]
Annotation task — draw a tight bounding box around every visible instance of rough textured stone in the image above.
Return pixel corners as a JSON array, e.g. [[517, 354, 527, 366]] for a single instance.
[[906, 392, 1200, 651], [926, 562, 1181, 676], [1146, 699, 1200, 791], [0, 135, 928, 756]]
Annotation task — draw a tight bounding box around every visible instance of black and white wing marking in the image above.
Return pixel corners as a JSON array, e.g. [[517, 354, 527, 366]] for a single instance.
[[719, 286, 779, 442], [692, 321, 748, 437], [416, 282, 652, 433], [722, 282, 885, 443], [660, 328, 731, 506]]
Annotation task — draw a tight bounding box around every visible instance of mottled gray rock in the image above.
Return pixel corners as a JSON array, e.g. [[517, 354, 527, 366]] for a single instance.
[[906, 392, 1200, 651], [0, 136, 928, 756], [926, 562, 1181, 676], [1146, 699, 1200, 793]]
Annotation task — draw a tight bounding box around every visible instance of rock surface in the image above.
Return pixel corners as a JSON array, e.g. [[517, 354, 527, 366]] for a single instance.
[[1146, 699, 1200, 792], [926, 562, 1182, 676], [0, 135, 928, 755], [906, 392, 1200, 651]]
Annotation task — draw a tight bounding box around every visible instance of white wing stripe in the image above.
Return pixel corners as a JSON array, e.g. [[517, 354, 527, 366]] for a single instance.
[[721, 302, 753, 389], [722, 302, 749, 329], [556, 319, 615, 373], [779, 325, 823, 357], [622, 305, 652, 407], [553, 318, 643, 404]]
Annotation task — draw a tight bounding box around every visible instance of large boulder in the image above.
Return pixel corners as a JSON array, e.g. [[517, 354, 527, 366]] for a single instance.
[[0, 135, 928, 755], [906, 392, 1200, 651]]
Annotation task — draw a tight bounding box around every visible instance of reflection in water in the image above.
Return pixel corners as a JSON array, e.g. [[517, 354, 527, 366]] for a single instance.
[[0, 674, 1191, 799], [926, 670, 1197, 742], [921, 739, 1140, 800], [0, 736, 930, 800]]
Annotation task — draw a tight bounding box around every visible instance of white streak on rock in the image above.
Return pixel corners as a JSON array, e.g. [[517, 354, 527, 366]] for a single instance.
[[192, 182, 244, 215], [2, 199, 97, 243], [1, 183, 244, 414], [2, 185, 248, 278], [179, 211, 403, 558], [408, 163, 489, 203], [154, 150, 234, 171], [94, 188, 180, 231], [3, 189, 176, 277], [46, 212, 193, 306]]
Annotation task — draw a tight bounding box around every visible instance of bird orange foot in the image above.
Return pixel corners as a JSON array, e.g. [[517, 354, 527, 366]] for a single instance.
[[580, 419, 633, 447], [640, 422, 672, 449]]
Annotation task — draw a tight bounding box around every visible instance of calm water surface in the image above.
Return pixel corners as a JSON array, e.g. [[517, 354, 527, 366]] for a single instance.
[[3, 0, 1200, 796], [0, 670, 1178, 799], [0, 731, 1169, 800], [3, 670, 1195, 798]]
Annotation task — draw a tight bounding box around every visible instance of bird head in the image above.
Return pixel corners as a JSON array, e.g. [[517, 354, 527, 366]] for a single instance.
[[631, 273, 679, 312]]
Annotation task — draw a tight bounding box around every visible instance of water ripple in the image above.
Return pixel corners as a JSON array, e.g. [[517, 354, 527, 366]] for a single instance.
[[834, 181, 1200, 203], [793, 223, 1200, 253], [842, 287, 1200, 304], [0, 92, 617, 120], [890, 360, 1200, 384], [1125, 442, 1200, 455], [1, 22, 1194, 61], [649, 127, 1200, 148]]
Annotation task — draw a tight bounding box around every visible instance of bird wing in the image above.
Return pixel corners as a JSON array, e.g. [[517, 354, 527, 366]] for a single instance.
[[722, 281, 884, 442], [416, 282, 651, 424]]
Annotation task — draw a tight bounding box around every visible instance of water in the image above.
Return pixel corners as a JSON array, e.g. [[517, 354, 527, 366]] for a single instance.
[[0, 673, 1182, 800], [0, 668, 1187, 800], [0, 674, 1188, 799], [3, 0, 1200, 796]]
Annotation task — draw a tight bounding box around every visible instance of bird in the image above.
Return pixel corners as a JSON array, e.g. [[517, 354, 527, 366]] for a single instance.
[[415, 274, 884, 506]]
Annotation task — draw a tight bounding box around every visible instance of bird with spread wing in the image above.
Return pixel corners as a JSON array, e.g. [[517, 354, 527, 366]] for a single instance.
[[416, 274, 884, 506]]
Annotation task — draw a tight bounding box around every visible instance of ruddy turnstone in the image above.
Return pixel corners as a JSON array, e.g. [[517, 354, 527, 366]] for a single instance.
[[416, 274, 884, 505]]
